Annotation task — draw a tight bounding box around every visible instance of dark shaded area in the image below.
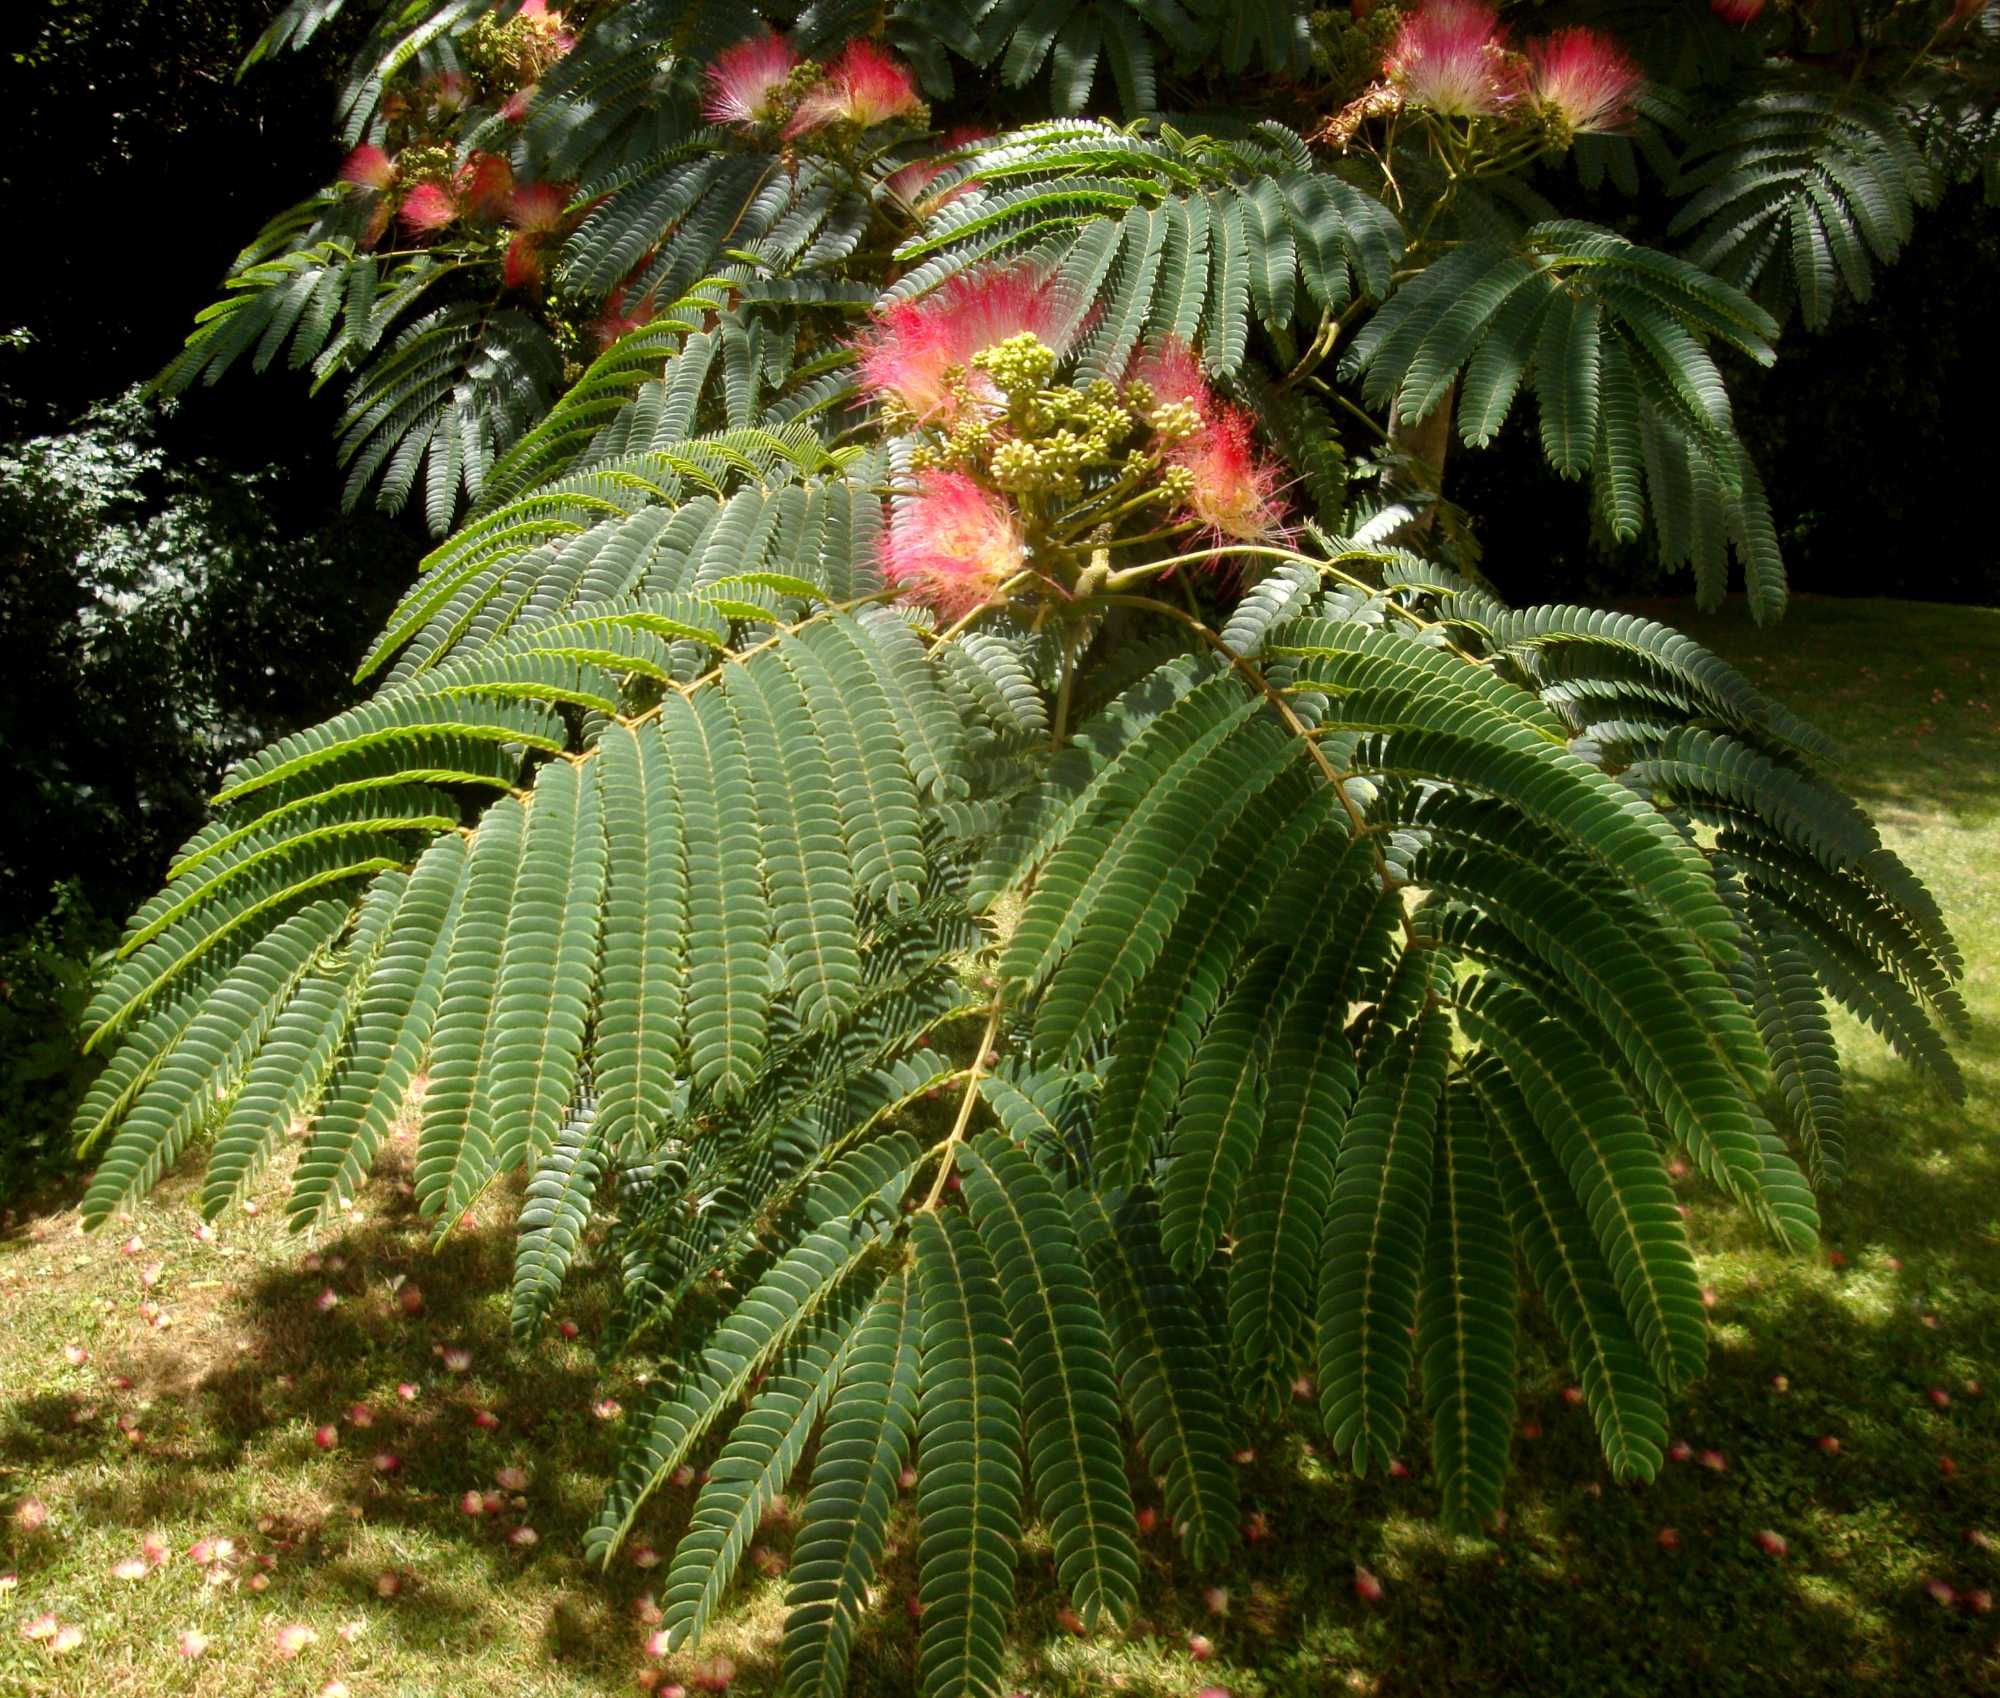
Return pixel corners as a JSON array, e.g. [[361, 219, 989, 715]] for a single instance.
[[1443, 185, 2000, 611], [1, 1, 424, 1191]]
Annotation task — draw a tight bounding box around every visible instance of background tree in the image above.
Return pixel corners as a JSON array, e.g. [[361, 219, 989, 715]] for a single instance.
[[61, 5, 1992, 1696]]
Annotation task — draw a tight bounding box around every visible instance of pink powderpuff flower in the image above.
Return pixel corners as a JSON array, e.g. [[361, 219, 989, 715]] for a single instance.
[[1204, 1585, 1230, 1616], [178, 1628, 211, 1658], [314, 1425, 339, 1450], [557, 1319, 581, 1340], [510, 182, 571, 235], [460, 154, 516, 222], [1926, 1578, 1957, 1607], [51, 1623, 83, 1653], [112, 1555, 151, 1581], [473, 1408, 501, 1431], [1353, 1565, 1385, 1603], [1699, 1449, 1728, 1472], [856, 267, 1077, 427], [373, 1451, 402, 1474], [704, 30, 800, 126], [593, 1397, 624, 1421], [1128, 337, 1214, 419], [644, 1628, 672, 1657], [1752, 1529, 1788, 1558], [339, 145, 397, 192], [347, 1403, 374, 1429], [1385, 1, 1514, 119], [882, 472, 1028, 617], [22, 1611, 59, 1642], [442, 1346, 473, 1374], [399, 181, 458, 236], [629, 1544, 661, 1569], [398, 1285, 425, 1316], [275, 1623, 318, 1658], [1527, 28, 1641, 135], [460, 1490, 486, 1516], [1168, 406, 1286, 541], [375, 1571, 403, 1598], [1188, 1632, 1215, 1660], [507, 1525, 539, 1549], [496, 1466, 530, 1492], [1710, 0, 1766, 23], [786, 39, 922, 137], [13, 1498, 47, 1532], [1656, 1526, 1681, 1550], [62, 1344, 87, 1366]]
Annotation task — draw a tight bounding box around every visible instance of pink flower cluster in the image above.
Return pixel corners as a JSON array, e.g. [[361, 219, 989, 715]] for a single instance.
[[1131, 340, 1287, 543], [336, 144, 574, 283], [704, 32, 922, 136], [1384, 2, 1641, 135], [1385, 0, 1516, 119], [862, 271, 1286, 616], [882, 472, 1030, 617], [856, 267, 1078, 427]]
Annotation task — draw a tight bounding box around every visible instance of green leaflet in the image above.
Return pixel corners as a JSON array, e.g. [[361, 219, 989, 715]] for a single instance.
[[1460, 981, 1708, 1392], [665, 687, 774, 1102], [1469, 1055, 1669, 1482], [511, 1093, 610, 1337], [1420, 1084, 1519, 1533], [1070, 1187, 1240, 1566], [290, 832, 468, 1228], [784, 1270, 924, 1698], [912, 1209, 1024, 1698], [586, 1222, 882, 1566], [662, 1305, 859, 1653], [1228, 871, 1397, 1415], [724, 652, 863, 1032], [202, 867, 406, 1219], [82, 899, 354, 1229], [959, 1136, 1139, 1627], [593, 721, 689, 1148], [464, 756, 607, 1208], [1093, 761, 1335, 1190], [1319, 1007, 1451, 1472]]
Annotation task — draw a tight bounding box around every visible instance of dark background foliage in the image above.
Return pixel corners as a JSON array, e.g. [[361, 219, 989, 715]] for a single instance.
[[0, 0, 424, 1186], [0, 0, 1992, 1197]]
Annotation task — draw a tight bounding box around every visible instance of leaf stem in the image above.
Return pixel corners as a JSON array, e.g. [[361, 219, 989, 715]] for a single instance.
[[922, 1000, 1005, 1209]]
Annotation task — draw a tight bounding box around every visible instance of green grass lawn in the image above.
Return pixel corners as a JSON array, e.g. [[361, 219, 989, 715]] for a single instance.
[[2, 595, 1996, 1698]]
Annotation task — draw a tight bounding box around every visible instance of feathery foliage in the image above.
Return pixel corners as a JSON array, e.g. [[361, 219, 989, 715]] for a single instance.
[[92, 4, 1988, 1693]]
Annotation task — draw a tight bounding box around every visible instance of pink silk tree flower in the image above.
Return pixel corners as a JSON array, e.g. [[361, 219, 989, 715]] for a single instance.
[[704, 30, 800, 126], [398, 181, 458, 235], [1128, 337, 1216, 419], [459, 154, 516, 221], [882, 472, 1028, 617], [856, 267, 1076, 427], [1528, 28, 1642, 135], [786, 39, 921, 136], [1385, 0, 1514, 119], [338, 145, 396, 192], [1169, 406, 1286, 541]]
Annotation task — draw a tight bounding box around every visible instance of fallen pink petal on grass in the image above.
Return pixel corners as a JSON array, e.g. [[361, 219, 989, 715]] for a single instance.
[[275, 1623, 318, 1657]]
